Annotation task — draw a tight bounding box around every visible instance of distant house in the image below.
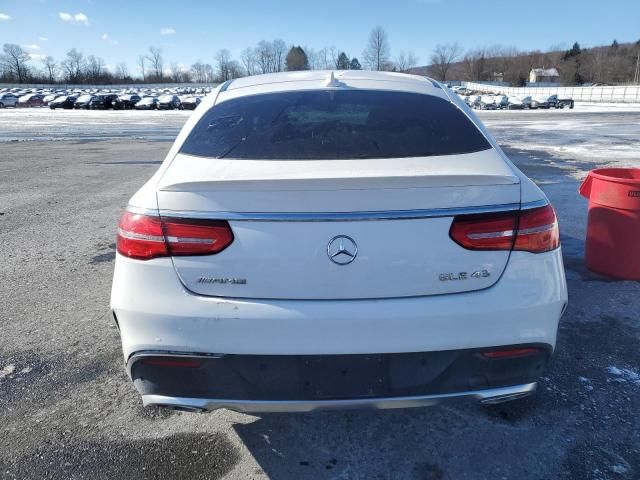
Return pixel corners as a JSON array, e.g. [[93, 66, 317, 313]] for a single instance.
[[529, 67, 560, 84], [489, 72, 504, 83]]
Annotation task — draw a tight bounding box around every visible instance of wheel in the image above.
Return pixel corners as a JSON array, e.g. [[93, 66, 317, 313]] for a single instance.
[[0, 102, 4, 108]]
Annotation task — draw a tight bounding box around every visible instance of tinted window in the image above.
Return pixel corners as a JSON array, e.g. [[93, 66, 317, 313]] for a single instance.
[[180, 90, 490, 160]]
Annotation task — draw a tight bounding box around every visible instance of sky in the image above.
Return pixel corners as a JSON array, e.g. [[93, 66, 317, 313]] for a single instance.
[[1, 0, 639, 75]]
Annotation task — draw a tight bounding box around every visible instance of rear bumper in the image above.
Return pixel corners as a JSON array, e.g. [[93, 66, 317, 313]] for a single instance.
[[142, 383, 538, 413], [128, 347, 549, 412], [111, 248, 567, 358]]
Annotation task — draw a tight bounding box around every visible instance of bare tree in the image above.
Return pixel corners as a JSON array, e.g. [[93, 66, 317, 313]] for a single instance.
[[240, 48, 256, 76], [255, 40, 275, 74], [1, 44, 30, 83], [461, 48, 488, 81], [85, 55, 106, 82], [61, 48, 85, 82], [363, 26, 391, 71], [146, 46, 163, 80], [42, 55, 58, 83], [137, 55, 146, 81], [115, 62, 128, 80], [215, 49, 233, 81], [170, 62, 182, 83], [272, 39, 287, 73], [395, 51, 418, 72], [429, 43, 461, 81], [191, 60, 206, 83], [314, 47, 332, 70], [328, 46, 340, 69]]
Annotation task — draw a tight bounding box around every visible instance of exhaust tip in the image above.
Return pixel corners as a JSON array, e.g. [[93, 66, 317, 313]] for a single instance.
[[158, 404, 207, 413], [480, 391, 533, 405]]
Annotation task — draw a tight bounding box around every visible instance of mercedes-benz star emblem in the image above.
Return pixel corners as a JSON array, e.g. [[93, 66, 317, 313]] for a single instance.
[[327, 235, 358, 265]]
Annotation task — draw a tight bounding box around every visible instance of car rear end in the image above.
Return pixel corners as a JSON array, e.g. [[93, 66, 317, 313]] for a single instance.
[[111, 73, 567, 412]]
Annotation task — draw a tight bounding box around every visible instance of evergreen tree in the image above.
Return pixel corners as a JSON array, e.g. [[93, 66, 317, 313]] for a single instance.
[[563, 42, 582, 60], [336, 52, 350, 70], [349, 57, 362, 70], [285, 46, 310, 71]]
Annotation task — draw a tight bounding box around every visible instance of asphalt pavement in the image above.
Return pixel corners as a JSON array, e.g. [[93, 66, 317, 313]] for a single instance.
[[0, 108, 639, 480]]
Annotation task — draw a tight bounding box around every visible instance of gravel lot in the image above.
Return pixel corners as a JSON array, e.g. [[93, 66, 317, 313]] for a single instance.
[[0, 107, 639, 480]]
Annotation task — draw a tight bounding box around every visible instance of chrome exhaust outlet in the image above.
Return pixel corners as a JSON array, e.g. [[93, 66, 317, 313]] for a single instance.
[[156, 404, 207, 413], [480, 390, 534, 405]]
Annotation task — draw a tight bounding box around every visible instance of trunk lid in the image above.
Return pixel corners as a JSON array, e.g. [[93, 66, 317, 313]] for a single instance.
[[156, 150, 520, 299]]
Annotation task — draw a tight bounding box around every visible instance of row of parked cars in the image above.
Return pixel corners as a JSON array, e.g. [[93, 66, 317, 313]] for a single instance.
[[449, 86, 574, 110], [0, 86, 211, 111]]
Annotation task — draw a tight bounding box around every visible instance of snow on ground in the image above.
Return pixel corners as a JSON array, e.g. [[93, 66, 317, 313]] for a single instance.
[[607, 366, 640, 385], [1, 106, 639, 175], [0, 108, 189, 142], [478, 109, 640, 175]]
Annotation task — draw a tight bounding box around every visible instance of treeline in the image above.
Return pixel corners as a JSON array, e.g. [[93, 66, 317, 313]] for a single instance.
[[420, 40, 640, 86], [0, 27, 411, 85], [3, 28, 639, 86]]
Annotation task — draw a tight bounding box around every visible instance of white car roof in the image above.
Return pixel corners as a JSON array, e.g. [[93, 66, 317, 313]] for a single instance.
[[214, 71, 449, 106]]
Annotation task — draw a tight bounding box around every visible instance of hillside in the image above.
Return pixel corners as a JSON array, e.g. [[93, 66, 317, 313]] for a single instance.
[[409, 41, 640, 86]]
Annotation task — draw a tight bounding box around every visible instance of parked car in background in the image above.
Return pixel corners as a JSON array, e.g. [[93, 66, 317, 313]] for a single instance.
[[135, 97, 159, 110], [465, 94, 481, 109], [114, 94, 141, 110], [547, 94, 575, 109], [49, 95, 77, 109], [519, 96, 533, 109], [18, 93, 45, 107], [0, 92, 19, 108], [112, 71, 567, 414], [89, 94, 119, 110], [493, 95, 508, 109], [74, 94, 95, 109], [180, 96, 202, 110], [158, 95, 182, 110], [530, 96, 551, 109], [42, 93, 60, 106], [478, 95, 497, 110], [507, 96, 525, 109]]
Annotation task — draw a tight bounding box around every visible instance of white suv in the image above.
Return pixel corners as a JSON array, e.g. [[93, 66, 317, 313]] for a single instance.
[[111, 71, 567, 413]]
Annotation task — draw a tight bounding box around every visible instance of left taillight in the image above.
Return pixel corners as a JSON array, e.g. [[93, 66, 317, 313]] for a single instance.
[[117, 211, 234, 260]]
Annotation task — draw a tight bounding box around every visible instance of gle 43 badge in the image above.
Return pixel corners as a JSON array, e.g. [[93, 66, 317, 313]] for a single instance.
[[439, 270, 490, 281]]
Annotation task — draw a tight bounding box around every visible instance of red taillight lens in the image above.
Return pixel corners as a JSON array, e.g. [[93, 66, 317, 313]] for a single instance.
[[450, 204, 559, 254], [513, 205, 560, 253], [117, 212, 167, 260], [162, 217, 234, 256], [117, 212, 234, 260], [449, 211, 518, 251]]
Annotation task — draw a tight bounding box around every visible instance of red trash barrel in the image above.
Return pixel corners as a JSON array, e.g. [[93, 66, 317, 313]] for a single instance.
[[579, 168, 640, 280]]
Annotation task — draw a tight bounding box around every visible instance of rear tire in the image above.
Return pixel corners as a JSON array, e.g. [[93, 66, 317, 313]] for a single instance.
[[0, 102, 4, 108]]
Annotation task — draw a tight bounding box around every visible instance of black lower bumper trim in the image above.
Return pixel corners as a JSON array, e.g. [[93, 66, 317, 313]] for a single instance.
[[129, 345, 551, 402]]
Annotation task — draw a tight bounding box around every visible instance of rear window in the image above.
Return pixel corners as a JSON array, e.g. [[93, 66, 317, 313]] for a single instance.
[[179, 90, 491, 160]]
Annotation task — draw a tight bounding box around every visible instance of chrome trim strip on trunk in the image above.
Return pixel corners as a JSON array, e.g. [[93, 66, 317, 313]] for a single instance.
[[141, 382, 537, 413], [155, 203, 522, 222], [128, 200, 548, 221], [520, 198, 550, 210]]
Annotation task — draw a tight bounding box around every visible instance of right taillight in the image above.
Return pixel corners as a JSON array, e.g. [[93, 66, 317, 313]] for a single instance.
[[450, 204, 559, 253], [513, 204, 560, 253], [117, 211, 234, 260]]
